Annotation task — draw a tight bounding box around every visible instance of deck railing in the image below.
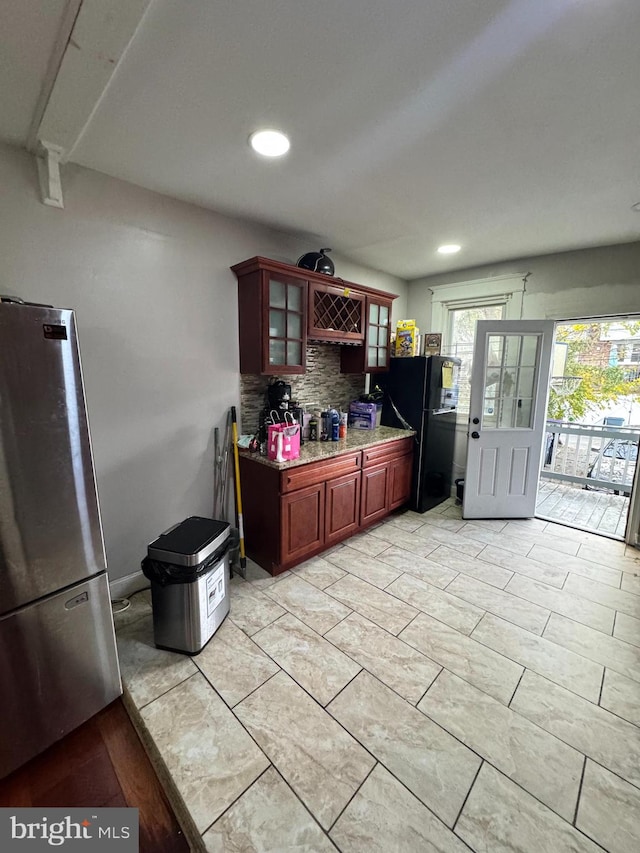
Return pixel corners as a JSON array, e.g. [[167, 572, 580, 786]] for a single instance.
[[541, 420, 640, 496]]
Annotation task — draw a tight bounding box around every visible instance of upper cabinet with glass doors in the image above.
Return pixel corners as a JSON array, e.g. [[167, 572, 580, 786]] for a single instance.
[[232, 257, 307, 374], [232, 256, 396, 375], [341, 295, 394, 374]]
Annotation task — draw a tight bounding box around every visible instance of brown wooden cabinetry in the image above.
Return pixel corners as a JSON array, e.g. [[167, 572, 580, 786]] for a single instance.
[[280, 483, 325, 564], [360, 436, 413, 525], [232, 257, 397, 373], [233, 258, 307, 374], [325, 470, 361, 545], [360, 463, 389, 525], [341, 294, 393, 374], [307, 280, 365, 344], [239, 436, 413, 574], [389, 452, 413, 510]]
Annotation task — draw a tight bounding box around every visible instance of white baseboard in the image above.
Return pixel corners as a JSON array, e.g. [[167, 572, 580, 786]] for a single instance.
[[109, 570, 148, 600]]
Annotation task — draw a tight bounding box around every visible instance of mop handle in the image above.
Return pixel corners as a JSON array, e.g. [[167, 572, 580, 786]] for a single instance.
[[230, 407, 247, 570]]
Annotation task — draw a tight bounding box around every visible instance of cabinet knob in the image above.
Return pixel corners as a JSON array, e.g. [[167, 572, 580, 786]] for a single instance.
[[471, 431, 480, 439]]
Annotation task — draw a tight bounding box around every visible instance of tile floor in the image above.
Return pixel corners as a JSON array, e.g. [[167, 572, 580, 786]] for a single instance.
[[115, 499, 640, 852]]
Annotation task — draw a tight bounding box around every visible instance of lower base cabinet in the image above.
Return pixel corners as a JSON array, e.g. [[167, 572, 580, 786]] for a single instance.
[[281, 483, 325, 565], [389, 452, 413, 510], [325, 471, 361, 546], [239, 437, 412, 574], [360, 464, 389, 525]]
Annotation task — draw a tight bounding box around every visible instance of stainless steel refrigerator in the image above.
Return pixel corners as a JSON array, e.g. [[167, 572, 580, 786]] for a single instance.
[[377, 356, 461, 512], [0, 299, 121, 779]]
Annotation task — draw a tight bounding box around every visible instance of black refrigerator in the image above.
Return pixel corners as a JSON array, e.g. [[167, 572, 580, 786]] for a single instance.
[[376, 356, 461, 513]]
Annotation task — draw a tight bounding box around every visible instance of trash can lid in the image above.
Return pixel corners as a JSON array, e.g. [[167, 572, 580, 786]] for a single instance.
[[147, 516, 230, 566]]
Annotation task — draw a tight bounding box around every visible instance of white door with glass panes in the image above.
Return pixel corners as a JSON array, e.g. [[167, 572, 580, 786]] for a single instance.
[[463, 320, 555, 518]]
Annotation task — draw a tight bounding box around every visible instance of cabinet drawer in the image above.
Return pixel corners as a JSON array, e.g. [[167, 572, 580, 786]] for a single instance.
[[281, 451, 361, 493], [362, 437, 414, 468]]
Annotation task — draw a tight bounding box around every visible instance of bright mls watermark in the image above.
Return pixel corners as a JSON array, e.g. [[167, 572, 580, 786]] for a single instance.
[[1, 809, 138, 851]]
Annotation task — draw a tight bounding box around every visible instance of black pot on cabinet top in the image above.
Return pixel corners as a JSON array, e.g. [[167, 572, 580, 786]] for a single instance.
[[297, 248, 334, 276]]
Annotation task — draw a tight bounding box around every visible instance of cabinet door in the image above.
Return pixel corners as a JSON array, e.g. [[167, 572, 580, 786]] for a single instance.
[[388, 453, 413, 510], [360, 462, 389, 526], [280, 482, 325, 564], [308, 281, 365, 343], [264, 274, 306, 374], [325, 471, 361, 546], [341, 295, 393, 374], [365, 297, 393, 372]]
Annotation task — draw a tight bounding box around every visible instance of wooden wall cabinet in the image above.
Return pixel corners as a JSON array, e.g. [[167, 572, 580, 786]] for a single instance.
[[341, 295, 393, 374], [232, 257, 397, 373], [239, 437, 412, 574], [307, 280, 365, 344], [233, 258, 307, 374]]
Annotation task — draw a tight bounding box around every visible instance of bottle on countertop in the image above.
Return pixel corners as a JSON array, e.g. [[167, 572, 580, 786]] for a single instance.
[[320, 411, 330, 441], [330, 408, 340, 441], [309, 413, 319, 441], [339, 411, 347, 439]]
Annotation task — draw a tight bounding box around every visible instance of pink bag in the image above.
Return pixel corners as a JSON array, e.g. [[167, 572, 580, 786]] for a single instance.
[[267, 413, 301, 462]]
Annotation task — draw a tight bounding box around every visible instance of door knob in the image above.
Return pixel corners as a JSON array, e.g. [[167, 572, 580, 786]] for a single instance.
[[471, 431, 480, 439], [472, 417, 480, 425]]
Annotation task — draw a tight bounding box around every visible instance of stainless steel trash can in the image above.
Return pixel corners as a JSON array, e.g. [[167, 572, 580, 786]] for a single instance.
[[142, 516, 230, 654]]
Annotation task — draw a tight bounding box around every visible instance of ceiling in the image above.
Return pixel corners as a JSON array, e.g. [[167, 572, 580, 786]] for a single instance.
[[2, 0, 640, 279]]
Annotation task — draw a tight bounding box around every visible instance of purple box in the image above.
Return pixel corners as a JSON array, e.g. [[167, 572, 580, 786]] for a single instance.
[[348, 401, 382, 430]]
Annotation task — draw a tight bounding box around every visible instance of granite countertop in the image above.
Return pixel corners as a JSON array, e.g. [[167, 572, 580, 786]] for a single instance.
[[239, 426, 415, 471]]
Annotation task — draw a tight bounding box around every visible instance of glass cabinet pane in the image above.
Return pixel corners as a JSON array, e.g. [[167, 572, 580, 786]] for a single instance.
[[269, 339, 285, 365], [368, 325, 377, 346], [269, 279, 286, 309], [369, 303, 379, 324], [287, 312, 301, 339], [269, 309, 286, 338], [367, 347, 377, 367], [287, 284, 301, 311], [286, 341, 302, 365], [378, 326, 387, 346], [379, 305, 389, 326], [378, 348, 387, 366]]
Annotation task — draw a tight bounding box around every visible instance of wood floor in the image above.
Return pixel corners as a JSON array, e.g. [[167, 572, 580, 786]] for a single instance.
[[537, 479, 630, 538], [0, 698, 189, 853]]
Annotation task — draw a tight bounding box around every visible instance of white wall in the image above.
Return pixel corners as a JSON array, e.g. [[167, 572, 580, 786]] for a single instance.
[[0, 142, 406, 582], [407, 241, 640, 330]]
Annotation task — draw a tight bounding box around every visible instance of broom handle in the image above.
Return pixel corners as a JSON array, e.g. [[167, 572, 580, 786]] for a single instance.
[[230, 407, 247, 570]]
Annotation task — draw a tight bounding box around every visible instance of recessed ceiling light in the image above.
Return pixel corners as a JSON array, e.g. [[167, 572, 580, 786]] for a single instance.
[[437, 244, 461, 255], [249, 129, 290, 157]]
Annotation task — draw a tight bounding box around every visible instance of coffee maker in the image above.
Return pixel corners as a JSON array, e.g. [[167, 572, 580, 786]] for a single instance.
[[267, 380, 291, 413], [257, 381, 305, 446]]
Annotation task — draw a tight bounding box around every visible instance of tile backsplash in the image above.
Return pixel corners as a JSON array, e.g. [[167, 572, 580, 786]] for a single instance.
[[240, 343, 365, 434]]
